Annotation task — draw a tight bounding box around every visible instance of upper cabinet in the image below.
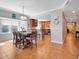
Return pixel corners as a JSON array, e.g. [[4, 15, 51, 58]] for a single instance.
[[28, 19, 38, 28], [39, 21, 50, 27]]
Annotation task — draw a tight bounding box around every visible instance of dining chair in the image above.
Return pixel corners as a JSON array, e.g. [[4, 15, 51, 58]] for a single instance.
[[24, 31, 37, 49], [12, 32, 25, 48], [31, 31, 38, 47], [18, 32, 33, 49], [12, 32, 17, 45]]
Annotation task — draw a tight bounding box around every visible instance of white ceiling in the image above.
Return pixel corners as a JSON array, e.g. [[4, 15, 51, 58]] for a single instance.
[[63, 0, 79, 21], [0, 0, 66, 16], [64, 0, 79, 10]]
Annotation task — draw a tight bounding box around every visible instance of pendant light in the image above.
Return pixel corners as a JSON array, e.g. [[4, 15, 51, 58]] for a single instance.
[[20, 5, 27, 20]]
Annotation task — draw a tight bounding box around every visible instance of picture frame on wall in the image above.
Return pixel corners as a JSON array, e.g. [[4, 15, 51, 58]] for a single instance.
[[53, 16, 59, 25], [53, 20, 59, 25]]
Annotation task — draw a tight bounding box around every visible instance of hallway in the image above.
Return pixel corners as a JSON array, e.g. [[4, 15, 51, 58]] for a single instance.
[[63, 33, 79, 59]]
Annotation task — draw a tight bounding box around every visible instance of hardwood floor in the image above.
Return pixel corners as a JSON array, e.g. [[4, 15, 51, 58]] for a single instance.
[[0, 34, 79, 59]]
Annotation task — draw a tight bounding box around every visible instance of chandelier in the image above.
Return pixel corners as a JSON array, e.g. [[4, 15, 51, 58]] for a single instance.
[[20, 5, 27, 20]]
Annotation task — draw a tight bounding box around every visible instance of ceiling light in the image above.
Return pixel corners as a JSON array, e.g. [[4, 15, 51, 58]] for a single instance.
[[72, 11, 75, 13], [20, 5, 27, 20], [20, 16, 27, 20]]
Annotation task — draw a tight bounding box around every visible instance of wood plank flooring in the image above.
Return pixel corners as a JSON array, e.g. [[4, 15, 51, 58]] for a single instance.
[[0, 34, 79, 59]]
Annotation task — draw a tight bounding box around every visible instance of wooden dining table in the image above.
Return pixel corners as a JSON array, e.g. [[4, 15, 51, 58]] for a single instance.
[[20, 31, 37, 48], [21, 32, 32, 40]]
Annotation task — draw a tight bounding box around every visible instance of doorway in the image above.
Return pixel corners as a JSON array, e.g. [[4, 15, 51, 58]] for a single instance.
[[66, 22, 76, 34], [38, 21, 51, 40]]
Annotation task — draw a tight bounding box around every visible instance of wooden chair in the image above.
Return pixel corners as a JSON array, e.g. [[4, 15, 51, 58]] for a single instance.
[[12, 32, 17, 45], [31, 31, 37, 47], [21, 33, 32, 48], [12, 32, 25, 48], [24, 31, 37, 49]]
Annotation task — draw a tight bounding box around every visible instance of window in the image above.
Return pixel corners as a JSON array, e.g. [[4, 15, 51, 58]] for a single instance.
[[0, 19, 27, 34], [11, 20, 19, 32], [2, 25, 9, 33], [0, 20, 11, 34], [11, 26, 18, 32], [20, 21, 27, 31]]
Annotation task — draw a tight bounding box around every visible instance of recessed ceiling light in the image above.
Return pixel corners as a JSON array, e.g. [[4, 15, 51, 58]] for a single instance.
[[72, 11, 75, 13]]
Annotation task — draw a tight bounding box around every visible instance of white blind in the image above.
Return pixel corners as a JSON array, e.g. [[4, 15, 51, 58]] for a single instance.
[[0, 19, 27, 34]]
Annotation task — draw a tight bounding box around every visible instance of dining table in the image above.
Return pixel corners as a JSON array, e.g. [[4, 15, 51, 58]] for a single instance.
[[20, 32, 32, 40], [19, 31, 37, 48]]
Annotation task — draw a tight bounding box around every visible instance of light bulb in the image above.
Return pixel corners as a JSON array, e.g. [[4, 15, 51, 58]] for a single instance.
[[20, 16, 27, 20], [72, 11, 75, 13]]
